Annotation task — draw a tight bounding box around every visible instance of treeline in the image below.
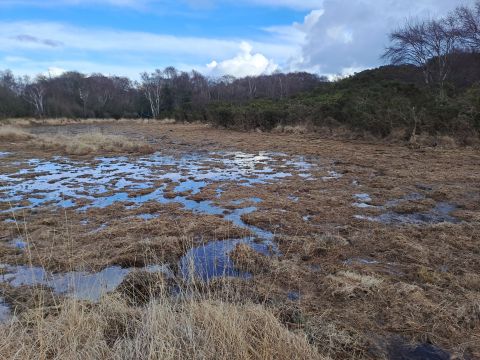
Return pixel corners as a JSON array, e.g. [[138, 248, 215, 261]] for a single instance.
[[0, 69, 323, 120], [1, 2, 479, 143]]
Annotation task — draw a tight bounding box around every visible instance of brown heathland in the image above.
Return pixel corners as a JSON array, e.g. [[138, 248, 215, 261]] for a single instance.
[[0, 121, 479, 359]]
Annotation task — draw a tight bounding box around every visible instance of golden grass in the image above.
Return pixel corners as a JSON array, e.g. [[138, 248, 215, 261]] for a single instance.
[[327, 270, 383, 299], [0, 122, 154, 155], [0, 126, 34, 141], [35, 132, 154, 155], [0, 291, 322, 360]]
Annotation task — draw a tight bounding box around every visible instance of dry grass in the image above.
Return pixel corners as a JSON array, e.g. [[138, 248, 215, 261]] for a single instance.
[[35, 132, 153, 155], [1, 117, 177, 127], [0, 204, 252, 272], [327, 271, 383, 299], [272, 125, 310, 135], [0, 122, 154, 155], [0, 126, 34, 141], [1, 122, 479, 359], [0, 291, 321, 360]]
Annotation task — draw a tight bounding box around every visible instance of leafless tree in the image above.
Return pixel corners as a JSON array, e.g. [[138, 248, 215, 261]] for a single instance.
[[140, 70, 163, 118], [383, 18, 460, 96], [453, 1, 480, 51], [79, 87, 89, 118], [246, 76, 257, 99], [0, 70, 22, 95], [22, 76, 46, 118], [427, 18, 460, 93]]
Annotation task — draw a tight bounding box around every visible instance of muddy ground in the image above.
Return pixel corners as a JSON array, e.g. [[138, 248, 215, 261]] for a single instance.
[[0, 122, 479, 359]]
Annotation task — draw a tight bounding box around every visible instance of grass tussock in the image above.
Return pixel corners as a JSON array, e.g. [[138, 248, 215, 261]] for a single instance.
[[0, 125, 34, 141], [0, 121, 154, 155], [327, 271, 383, 299], [0, 293, 321, 360], [35, 132, 154, 155], [272, 124, 310, 135]]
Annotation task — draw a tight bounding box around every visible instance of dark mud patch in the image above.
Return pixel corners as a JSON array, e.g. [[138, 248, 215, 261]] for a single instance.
[[387, 338, 450, 360], [353, 193, 459, 225]]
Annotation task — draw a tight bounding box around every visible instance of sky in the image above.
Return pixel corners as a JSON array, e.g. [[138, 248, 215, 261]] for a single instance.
[[0, 0, 474, 79]]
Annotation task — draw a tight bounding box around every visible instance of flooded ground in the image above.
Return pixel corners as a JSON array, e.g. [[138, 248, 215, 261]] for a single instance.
[[0, 151, 311, 214], [0, 149, 309, 287], [0, 122, 479, 359], [2, 263, 173, 302]]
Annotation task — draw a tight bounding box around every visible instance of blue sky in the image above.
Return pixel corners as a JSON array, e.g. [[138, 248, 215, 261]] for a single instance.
[[0, 0, 472, 79]]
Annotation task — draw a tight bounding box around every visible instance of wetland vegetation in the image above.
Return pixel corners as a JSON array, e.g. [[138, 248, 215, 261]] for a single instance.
[[0, 2, 479, 360], [0, 121, 479, 359]]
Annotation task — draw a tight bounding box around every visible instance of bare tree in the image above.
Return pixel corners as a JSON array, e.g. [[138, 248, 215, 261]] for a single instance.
[[89, 74, 113, 110], [453, 1, 480, 51], [246, 76, 257, 99], [383, 18, 459, 95], [79, 87, 89, 118], [140, 70, 163, 118], [22, 76, 46, 118], [426, 18, 459, 93]]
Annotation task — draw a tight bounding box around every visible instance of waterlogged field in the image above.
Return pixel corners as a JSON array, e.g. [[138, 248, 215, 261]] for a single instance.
[[0, 122, 479, 359]]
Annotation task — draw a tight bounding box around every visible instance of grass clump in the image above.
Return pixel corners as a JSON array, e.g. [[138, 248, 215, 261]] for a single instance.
[[0, 293, 322, 360], [0, 123, 153, 155], [0, 125, 34, 141], [35, 132, 154, 155], [327, 271, 383, 299]]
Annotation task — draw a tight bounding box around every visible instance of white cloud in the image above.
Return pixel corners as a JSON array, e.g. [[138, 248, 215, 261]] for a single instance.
[[266, 0, 472, 76], [0, 21, 292, 78], [0, 21, 294, 59], [206, 42, 278, 77], [46, 67, 67, 77]]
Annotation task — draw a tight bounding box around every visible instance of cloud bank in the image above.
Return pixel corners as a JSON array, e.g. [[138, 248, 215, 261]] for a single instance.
[[0, 0, 474, 78]]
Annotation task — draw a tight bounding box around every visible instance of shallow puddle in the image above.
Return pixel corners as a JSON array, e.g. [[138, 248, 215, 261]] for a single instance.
[[231, 197, 263, 205], [322, 170, 343, 180], [0, 151, 313, 215], [10, 238, 27, 249], [287, 291, 301, 301], [179, 203, 278, 281], [0, 264, 172, 302], [353, 193, 459, 225], [0, 298, 11, 323], [387, 338, 450, 360], [179, 238, 274, 281]]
